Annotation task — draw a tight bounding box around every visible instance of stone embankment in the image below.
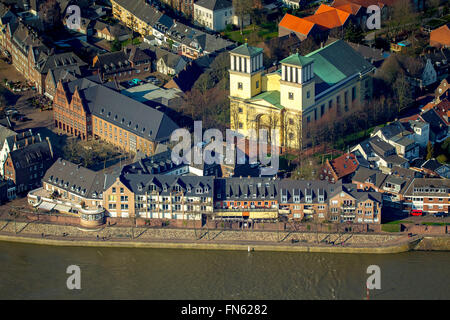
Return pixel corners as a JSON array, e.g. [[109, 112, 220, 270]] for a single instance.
[[0, 219, 446, 253]]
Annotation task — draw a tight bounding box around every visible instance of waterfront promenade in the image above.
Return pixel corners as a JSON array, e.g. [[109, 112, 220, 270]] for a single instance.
[[0, 218, 438, 254]]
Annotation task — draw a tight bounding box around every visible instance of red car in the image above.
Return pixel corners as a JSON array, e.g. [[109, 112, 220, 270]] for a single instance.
[[411, 209, 423, 216]]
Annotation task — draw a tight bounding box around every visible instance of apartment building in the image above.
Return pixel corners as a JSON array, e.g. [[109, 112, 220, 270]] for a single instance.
[[402, 178, 450, 214], [103, 173, 214, 220], [214, 177, 280, 222]]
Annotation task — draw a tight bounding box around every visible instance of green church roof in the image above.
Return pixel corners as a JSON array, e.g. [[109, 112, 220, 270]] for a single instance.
[[231, 43, 263, 57], [305, 40, 375, 87], [280, 53, 314, 67], [249, 91, 284, 110]]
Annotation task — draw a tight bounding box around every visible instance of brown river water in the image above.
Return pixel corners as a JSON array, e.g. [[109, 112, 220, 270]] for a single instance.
[[0, 242, 449, 299]]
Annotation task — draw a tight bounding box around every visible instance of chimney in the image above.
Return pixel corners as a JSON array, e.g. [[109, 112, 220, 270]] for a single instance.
[[46, 137, 53, 158]]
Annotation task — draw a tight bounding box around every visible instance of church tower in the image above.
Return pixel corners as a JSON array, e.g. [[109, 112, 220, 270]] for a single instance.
[[279, 53, 315, 112], [229, 43, 264, 100]]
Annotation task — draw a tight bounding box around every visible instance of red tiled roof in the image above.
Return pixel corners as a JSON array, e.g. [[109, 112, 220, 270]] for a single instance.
[[433, 98, 450, 125], [327, 153, 359, 179], [399, 114, 421, 122], [279, 13, 316, 36]]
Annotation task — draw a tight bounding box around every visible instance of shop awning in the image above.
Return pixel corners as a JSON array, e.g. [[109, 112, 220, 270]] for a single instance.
[[38, 202, 56, 211]]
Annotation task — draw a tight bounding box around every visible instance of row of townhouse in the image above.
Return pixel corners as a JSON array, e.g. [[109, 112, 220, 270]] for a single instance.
[[352, 166, 450, 214], [0, 8, 88, 96], [28, 158, 385, 227], [111, 0, 235, 60]]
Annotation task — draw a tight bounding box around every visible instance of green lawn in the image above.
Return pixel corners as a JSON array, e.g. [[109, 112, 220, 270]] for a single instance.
[[381, 224, 401, 232], [421, 222, 450, 226], [385, 220, 413, 224], [223, 22, 278, 44]]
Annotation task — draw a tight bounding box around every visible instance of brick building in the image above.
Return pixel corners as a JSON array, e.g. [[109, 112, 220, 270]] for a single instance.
[[3, 137, 54, 194], [321, 152, 359, 183], [53, 76, 179, 155]]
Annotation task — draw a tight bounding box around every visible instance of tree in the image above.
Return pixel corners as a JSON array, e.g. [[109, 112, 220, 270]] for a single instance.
[[388, 0, 417, 38], [233, 0, 253, 34], [111, 39, 122, 52], [426, 141, 434, 160], [344, 22, 364, 44], [393, 72, 413, 113]]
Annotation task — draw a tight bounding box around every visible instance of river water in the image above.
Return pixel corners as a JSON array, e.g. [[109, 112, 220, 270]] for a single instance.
[[0, 242, 449, 299]]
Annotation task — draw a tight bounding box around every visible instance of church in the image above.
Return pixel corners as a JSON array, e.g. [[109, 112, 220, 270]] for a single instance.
[[229, 40, 376, 149]]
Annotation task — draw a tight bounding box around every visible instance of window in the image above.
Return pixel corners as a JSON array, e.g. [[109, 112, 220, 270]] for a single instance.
[[120, 188, 124, 193], [112, 187, 116, 193], [238, 122, 243, 129], [238, 107, 243, 113], [256, 80, 259, 89], [288, 92, 294, 100], [352, 86, 356, 101], [328, 100, 332, 110], [307, 91, 310, 99], [238, 82, 243, 90]]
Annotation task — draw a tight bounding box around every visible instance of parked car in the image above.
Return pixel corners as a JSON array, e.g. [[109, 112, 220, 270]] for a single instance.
[[433, 212, 447, 218], [411, 209, 423, 216]]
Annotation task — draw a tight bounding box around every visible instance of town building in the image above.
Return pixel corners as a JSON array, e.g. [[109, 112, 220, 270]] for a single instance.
[[93, 21, 132, 42], [402, 178, 450, 214], [278, 4, 353, 41], [321, 152, 360, 183], [193, 0, 234, 32], [0, 129, 40, 177], [430, 23, 450, 48], [111, 0, 234, 60], [351, 136, 409, 172], [104, 172, 214, 220], [92, 45, 152, 81], [3, 137, 54, 195], [229, 40, 375, 149], [214, 177, 280, 223], [281, 0, 303, 9], [27, 158, 107, 228], [53, 76, 179, 156], [0, 124, 17, 176], [142, 44, 188, 76], [371, 121, 420, 160]]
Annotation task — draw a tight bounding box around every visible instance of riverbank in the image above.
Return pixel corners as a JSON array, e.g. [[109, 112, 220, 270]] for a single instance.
[[1, 219, 446, 253]]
